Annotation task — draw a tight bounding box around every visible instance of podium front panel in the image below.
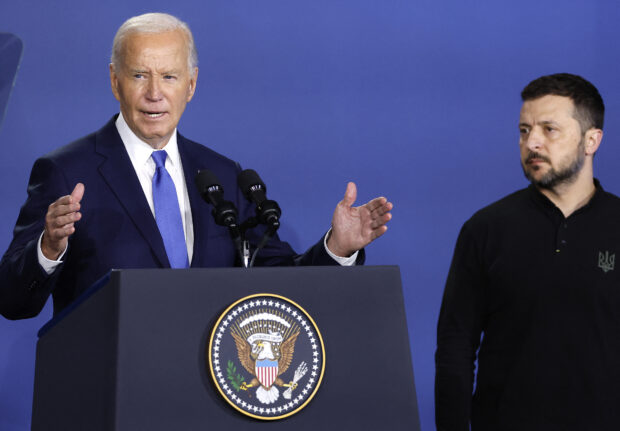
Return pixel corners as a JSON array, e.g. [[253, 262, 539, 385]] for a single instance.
[[32, 266, 420, 430]]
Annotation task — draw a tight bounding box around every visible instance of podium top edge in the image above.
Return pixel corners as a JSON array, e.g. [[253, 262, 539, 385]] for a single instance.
[[37, 266, 401, 338]]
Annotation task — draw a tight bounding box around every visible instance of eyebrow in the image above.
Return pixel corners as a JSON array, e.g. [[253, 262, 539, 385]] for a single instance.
[[127, 68, 182, 74], [518, 120, 560, 128]]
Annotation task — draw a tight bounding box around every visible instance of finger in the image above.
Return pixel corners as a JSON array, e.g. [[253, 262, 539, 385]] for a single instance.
[[50, 199, 81, 214], [59, 222, 77, 234], [341, 182, 357, 208], [363, 196, 388, 212], [50, 194, 74, 208], [48, 211, 82, 229], [50, 223, 76, 238], [70, 183, 85, 204], [47, 201, 81, 221], [372, 201, 393, 217], [370, 212, 392, 229], [370, 225, 388, 240]]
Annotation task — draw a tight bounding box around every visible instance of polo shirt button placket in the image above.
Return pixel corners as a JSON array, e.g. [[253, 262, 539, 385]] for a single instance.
[[556, 221, 569, 253]]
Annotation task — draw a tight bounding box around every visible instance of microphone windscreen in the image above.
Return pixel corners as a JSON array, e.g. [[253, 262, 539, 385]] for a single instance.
[[237, 169, 266, 196], [195, 169, 221, 193]]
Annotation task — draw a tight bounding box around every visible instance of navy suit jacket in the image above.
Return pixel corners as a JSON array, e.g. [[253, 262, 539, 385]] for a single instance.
[[0, 116, 361, 319]]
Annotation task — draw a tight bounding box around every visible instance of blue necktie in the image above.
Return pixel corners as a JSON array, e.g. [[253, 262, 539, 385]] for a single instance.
[[151, 150, 189, 268]]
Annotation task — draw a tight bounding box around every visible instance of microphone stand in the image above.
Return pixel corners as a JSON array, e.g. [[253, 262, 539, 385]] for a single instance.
[[237, 217, 280, 268], [238, 217, 258, 268]]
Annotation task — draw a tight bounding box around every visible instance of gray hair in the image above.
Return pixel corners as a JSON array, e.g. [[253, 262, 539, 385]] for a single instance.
[[111, 12, 198, 74]]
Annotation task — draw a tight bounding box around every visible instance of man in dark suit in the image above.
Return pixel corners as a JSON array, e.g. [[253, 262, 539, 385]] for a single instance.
[[0, 13, 393, 320]]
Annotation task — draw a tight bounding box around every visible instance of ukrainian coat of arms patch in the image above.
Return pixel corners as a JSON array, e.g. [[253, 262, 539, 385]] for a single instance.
[[208, 294, 325, 420]]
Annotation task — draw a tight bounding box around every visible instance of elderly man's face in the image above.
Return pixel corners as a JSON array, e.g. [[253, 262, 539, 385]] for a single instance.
[[110, 29, 197, 149]]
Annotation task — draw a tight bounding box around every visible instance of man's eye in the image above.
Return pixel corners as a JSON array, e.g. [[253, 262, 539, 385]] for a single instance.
[[164, 75, 176, 80], [133, 74, 144, 79], [519, 128, 529, 135]]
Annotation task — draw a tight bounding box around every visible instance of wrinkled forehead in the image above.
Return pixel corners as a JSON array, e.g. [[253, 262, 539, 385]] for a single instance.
[[120, 30, 189, 66]]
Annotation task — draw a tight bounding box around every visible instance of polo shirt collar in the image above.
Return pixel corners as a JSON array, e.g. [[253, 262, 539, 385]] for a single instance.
[[528, 178, 604, 219]]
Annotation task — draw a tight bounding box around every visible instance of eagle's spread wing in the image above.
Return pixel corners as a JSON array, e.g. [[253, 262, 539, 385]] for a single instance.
[[278, 330, 300, 375], [231, 331, 255, 375]]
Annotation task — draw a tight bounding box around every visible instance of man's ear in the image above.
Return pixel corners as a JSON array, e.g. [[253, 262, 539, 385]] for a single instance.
[[109, 63, 121, 102], [187, 67, 198, 102], [584, 128, 603, 156]]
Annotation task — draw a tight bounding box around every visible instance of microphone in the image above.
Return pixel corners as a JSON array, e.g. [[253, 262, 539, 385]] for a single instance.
[[237, 169, 281, 229], [194, 170, 239, 228]]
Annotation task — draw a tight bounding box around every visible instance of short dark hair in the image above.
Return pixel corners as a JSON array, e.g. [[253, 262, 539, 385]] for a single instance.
[[521, 73, 604, 131]]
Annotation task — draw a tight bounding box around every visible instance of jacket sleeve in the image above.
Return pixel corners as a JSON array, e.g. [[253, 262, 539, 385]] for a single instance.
[[435, 221, 486, 431], [250, 226, 365, 267], [0, 157, 70, 320]]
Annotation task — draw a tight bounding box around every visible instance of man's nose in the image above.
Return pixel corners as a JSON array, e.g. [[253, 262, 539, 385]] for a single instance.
[[524, 127, 543, 151], [145, 78, 163, 101]]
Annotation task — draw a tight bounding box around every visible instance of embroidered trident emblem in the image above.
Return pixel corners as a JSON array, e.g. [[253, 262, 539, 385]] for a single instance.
[[598, 251, 615, 273]]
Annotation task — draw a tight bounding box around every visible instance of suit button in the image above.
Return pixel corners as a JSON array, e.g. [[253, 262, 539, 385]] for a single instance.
[[28, 280, 39, 291]]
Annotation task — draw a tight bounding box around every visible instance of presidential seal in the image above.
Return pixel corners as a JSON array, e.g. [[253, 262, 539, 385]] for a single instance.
[[208, 294, 325, 420]]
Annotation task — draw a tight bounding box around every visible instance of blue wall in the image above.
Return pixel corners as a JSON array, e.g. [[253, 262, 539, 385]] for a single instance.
[[2, 1, 620, 429]]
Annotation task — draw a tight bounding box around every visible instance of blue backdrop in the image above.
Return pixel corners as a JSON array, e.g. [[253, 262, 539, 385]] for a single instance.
[[1, 1, 620, 430]]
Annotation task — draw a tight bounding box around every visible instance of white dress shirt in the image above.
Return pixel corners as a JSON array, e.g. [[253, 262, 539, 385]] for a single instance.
[[115, 113, 194, 262]]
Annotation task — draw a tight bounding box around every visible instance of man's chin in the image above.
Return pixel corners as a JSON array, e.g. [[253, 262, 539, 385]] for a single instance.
[[523, 166, 546, 183], [136, 129, 171, 149], [526, 172, 563, 190]]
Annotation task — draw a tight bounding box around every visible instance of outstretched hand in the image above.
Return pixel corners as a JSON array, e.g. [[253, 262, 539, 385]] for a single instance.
[[326, 182, 393, 257], [41, 183, 84, 260]]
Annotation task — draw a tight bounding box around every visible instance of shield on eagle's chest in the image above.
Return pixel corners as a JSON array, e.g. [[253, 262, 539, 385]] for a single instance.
[[255, 359, 279, 388]]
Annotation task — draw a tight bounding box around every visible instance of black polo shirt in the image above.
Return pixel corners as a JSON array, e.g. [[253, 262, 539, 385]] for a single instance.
[[436, 180, 620, 431]]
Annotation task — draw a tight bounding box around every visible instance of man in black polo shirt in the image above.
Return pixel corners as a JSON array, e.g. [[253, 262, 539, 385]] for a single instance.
[[435, 73, 620, 431]]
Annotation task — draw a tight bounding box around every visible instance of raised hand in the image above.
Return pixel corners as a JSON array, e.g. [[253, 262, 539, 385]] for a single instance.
[[326, 182, 393, 257], [41, 183, 84, 260]]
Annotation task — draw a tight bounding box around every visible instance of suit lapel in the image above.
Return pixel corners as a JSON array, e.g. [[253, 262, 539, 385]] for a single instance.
[[178, 133, 210, 268], [94, 117, 170, 268]]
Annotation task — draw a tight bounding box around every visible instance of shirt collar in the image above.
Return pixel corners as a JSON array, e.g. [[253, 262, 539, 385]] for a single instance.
[[115, 112, 181, 169], [528, 178, 604, 219]]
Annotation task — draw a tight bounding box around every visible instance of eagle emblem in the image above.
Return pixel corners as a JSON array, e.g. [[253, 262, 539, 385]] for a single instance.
[[231, 313, 304, 404], [208, 294, 325, 420]]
